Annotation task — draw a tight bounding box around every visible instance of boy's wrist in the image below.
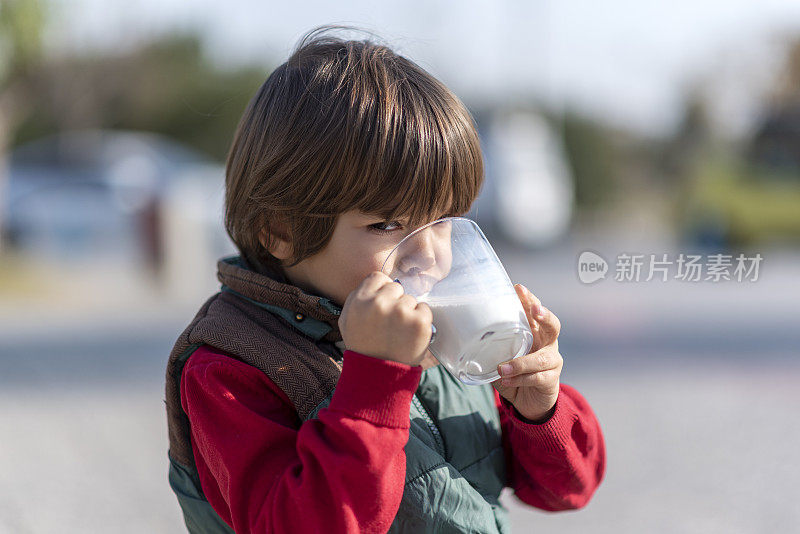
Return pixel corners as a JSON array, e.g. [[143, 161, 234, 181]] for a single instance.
[[515, 402, 557, 425], [501, 389, 577, 453], [499, 394, 557, 425], [328, 350, 422, 428]]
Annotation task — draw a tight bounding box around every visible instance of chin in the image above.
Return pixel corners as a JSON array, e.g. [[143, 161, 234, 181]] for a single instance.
[[421, 351, 440, 370]]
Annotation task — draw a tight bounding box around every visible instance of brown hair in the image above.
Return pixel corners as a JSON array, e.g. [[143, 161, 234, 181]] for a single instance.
[[224, 25, 484, 273]]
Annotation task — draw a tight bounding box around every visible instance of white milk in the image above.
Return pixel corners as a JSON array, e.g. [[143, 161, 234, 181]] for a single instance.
[[419, 291, 532, 384]]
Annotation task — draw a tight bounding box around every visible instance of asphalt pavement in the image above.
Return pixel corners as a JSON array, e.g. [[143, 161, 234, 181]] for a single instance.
[[1, 236, 798, 533]]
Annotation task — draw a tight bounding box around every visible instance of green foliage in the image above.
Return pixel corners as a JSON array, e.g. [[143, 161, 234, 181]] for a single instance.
[[12, 33, 269, 161], [559, 111, 617, 207], [0, 0, 46, 82], [678, 153, 800, 246]]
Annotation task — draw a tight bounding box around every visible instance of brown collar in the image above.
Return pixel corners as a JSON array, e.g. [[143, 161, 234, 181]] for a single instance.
[[217, 255, 343, 342]]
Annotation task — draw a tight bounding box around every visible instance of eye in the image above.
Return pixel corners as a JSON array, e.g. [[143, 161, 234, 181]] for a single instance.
[[368, 221, 403, 234]]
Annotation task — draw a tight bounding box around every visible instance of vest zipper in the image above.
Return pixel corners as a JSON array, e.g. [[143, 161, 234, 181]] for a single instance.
[[412, 394, 446, 458]]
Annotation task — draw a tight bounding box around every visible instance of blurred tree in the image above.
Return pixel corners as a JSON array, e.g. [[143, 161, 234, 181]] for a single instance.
[[0, 0, 46, 253], [13, 33, 267, 161], [749, 36, 800, 173], [671, 36, 800, 250], [559, 111, 617, 208], [661, 90, 712, 181], [770, 36, 800, 107]]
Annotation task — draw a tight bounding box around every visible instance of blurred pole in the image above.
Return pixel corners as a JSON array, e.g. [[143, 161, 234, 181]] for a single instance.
[[161, 179, 214, 302], [0, 105, 9, 255], [160, 169, 231, 303]]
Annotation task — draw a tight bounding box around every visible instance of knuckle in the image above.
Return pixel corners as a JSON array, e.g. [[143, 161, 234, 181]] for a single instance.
[[415, 311, 432, 328], [355, 286, 372, 300], [382, 284, 403, 299], [373, 298, 392, 316], [416, 305, 433, 325], [532, 371, 550, 386], [420, 320, 434, 333], [550, 312, 561, 335], [406, 308, 426, 327], [397, 304, 415, 321], [400, 294, 418, 308], [355, 293, 373, 309]]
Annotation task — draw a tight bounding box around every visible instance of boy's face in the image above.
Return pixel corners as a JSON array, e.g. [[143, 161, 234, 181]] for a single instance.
[[280, 209, 452, 308]]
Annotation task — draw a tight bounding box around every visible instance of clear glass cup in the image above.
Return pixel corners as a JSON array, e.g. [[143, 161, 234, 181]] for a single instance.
[[381, 217, 533, 385]]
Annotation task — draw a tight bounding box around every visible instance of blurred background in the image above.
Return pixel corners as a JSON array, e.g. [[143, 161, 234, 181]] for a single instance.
[[1, 1, 798, 532]]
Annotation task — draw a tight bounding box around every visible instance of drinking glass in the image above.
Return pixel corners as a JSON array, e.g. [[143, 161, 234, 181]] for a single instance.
[[381, 217, 533, 385]]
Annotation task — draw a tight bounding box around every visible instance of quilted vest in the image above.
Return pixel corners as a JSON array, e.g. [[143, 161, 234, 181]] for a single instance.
[[165, 255, 510, 533]]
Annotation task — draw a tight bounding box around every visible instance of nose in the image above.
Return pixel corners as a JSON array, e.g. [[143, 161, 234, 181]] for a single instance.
[[398, 227, 437, 275]]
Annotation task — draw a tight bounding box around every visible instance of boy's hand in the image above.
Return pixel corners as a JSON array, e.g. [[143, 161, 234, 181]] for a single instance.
[[339, 272, 433, 367], [492, 284, 563, 423]]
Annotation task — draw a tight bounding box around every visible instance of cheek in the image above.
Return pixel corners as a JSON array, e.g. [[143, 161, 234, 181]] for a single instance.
[[435, 236, 453, 262], [337, 243, 389, 285], [438, 247, 453, 275], [368, 252, 391, 277], [377, 248, 402, 277]]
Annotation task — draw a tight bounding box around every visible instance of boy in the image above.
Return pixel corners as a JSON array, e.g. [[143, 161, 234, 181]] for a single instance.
[[165, 26, 605, 534]]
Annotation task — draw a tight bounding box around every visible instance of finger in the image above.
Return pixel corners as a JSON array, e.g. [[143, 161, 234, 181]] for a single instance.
[[412, 297, 433, 322], [375, 279, 406, 299], [499, 368, 561, 388], [497, 347, 562, 378], [514, 284, 544, 350], [515, 284, 560, 348], [356, 271, 395, 296], [514, 283, 544, 317], [398, 293, 420, 310], [536, 305, 561, 347], [514, 284, 543, 345], [414, 300, 434, 324]]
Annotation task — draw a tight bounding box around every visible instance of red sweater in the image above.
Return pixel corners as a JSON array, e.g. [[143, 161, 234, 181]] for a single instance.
[[180, 345, 605, 533]]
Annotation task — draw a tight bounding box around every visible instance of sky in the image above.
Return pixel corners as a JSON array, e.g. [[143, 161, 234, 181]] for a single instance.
[[46, 0, 800, 137]]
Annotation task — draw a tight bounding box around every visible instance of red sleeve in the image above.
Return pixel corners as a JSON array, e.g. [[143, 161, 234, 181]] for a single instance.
[[494, 384, 606, 510], [180, 345, 422, 534]]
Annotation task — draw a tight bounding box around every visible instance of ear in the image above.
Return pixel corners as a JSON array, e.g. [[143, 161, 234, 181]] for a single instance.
[[259, 223, 293, 261]]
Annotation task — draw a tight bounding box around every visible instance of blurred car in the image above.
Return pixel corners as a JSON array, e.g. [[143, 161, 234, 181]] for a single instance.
[[1, 129, 233, 270], [679, 107, 800, 249], [468, 110, 574, 248]]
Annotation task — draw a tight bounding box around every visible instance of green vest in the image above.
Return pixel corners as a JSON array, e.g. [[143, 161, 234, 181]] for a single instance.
[[165, 256, 510, 533]]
